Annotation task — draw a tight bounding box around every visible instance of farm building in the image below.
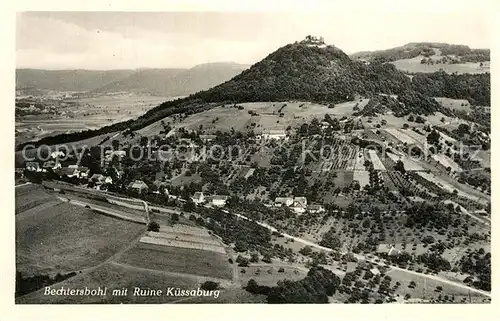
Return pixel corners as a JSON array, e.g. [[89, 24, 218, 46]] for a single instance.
[[293, 197, 308, 214], [274, 197, 294, 207], [192, 192, 205, 205], [211, 195, 229, 207], [128, 180, 148, 194], [369, 267, 381, 276], [25, 162, 42, 172]]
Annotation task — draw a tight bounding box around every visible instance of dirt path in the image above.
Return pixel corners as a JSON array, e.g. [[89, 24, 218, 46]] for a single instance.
[[57, 196, 147, 224]]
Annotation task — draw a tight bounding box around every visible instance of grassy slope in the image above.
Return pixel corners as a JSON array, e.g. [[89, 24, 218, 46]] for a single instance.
[[16, 202, 145, 276]]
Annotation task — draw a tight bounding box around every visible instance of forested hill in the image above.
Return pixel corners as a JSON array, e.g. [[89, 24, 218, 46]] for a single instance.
[[195, 42, 412, 103], [350, 42, 490, 64], [16, 39, 490, 150]]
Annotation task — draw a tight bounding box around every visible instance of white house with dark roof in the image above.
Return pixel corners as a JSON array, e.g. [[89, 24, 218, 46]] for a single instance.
[[376, 244, 401, 256], [308, 204, 325, 214], [261, 129, 288, 141], [25, 162, 42, 172], [42, 160, 61, 171], [128, 180, 148, 194], [211, 195, 229, 207], [293, 197, 308, 214], [274, 197, 294, 207]]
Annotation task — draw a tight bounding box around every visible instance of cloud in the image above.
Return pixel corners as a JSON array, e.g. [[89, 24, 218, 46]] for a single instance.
[[16, 11, 491, 70]]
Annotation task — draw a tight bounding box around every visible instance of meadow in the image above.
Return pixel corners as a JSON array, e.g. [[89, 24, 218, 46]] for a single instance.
[[117, 242, 233, 280], [16, 201, 145, 277]]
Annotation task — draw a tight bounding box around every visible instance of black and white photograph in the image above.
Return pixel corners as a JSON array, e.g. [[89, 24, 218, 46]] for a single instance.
[[9, 5, 494, 309]]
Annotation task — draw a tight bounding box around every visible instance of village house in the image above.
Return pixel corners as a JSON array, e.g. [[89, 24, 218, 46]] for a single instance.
[[50, 150, 65, 159], [78, 166, 90, 179], [128, 180, 148, 194], [25, 161, 42, 172], [42, 160, 61, 171], [199, 134, 216, 142], [308, 204, 325, 214], [369, 267, 381, 276], [153, 180, 169, 195], [261, 129, 288, 141], [59, 166, 80, 178], [321, 121, 331, 129], [90, 173, 112, 185], [104, 150, 126, 165], [191, 192, 205, 205], [274, 197, 294, 207], [293, 197, 308, 214], [211, 195, 229, 207]]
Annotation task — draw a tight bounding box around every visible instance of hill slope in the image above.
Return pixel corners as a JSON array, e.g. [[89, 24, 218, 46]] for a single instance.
[[196, 42, 412, 103], [17, 38, 490, 149]]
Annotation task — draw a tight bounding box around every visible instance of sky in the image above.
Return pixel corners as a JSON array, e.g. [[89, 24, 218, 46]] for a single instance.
[[16, 10, 492, 70]]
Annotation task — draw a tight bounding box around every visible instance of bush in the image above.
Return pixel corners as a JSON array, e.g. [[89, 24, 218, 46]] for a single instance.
[[201, 281, 219, 291], [147, 221, 160, 232]]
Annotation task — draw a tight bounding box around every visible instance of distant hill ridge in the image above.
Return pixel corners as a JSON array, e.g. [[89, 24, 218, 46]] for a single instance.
[[16, 62, 249, 96]]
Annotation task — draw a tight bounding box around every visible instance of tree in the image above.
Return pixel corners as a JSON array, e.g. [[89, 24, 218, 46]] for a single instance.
[[183, 199, 195, 212], [299, 246, 313, 256], [403, 123, 409, 129], [394, 160, 405, 173], [171, 213, 179, 224], [236, 255, 250, 267], [246, 279, 259, 293], [250, 253, 259, 263], [147, 221, 160, 232], [201, 281, 219, 291], [111, 139, 120, 150]]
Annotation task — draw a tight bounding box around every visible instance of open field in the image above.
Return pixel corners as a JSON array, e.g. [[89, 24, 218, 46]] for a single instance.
[[385, 128, 418, 145], [15, 184, 58, 214], [16, 201, 145, 277], [117, 242, 233, 280], [434, 97, 473, 113], [16, 94, 172, 145], [431, 154, 462, 172], [139, 231, 226, 254], [137, 100, 368, 137], [368, 150, 386, 171], [16, 262, 200, 304], [386, 152, 424, 171], [391, 56, 489, 74], [386, 268, 490, 303]]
